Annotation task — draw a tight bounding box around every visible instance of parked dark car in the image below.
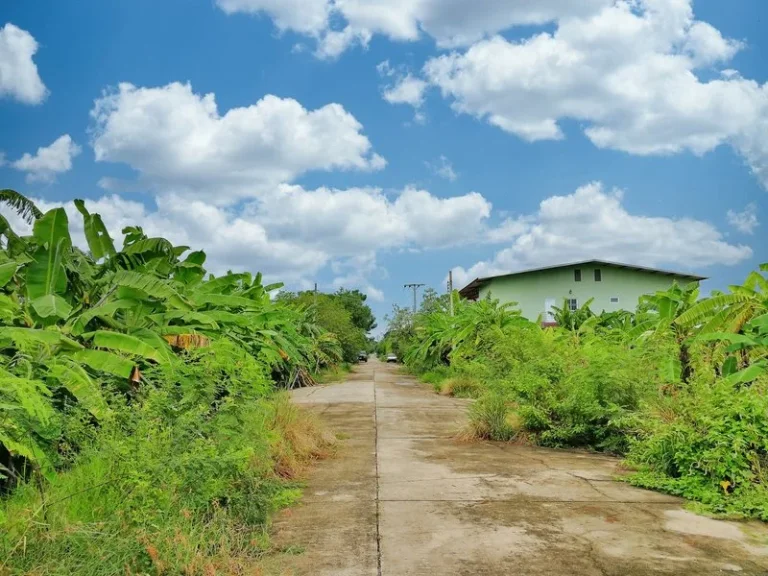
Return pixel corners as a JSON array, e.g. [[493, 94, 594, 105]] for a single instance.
[[358, 352, 368, 362]]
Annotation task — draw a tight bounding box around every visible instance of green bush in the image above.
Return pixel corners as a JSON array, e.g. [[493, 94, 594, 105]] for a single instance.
[[420, 366, 451, 392], [467, 393, 519, 441], [384, 265, 768, 520], [0, 339, 333, 575], [439, 376, 482, 398], [626, 376, 768, 520]]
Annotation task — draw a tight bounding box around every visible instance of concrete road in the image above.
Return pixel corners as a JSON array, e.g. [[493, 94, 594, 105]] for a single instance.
[[268, 359, 768, 575]]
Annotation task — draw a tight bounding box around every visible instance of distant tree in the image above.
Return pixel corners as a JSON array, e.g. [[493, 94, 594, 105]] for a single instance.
[[420, 287, 450, 315], [279, 290, 367, 362], [334, 288, 377, 333]]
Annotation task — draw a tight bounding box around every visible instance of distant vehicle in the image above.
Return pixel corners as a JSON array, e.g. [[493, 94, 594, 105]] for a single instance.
[[358, 352, 368, 362], [386, 353, 398, 363]]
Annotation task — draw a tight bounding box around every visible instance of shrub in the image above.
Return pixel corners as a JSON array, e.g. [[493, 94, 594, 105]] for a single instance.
[[626, 376, 768, 520], [439, 376, 482, 398], [0, 339, 334, 575], [420, 366, 451, 392], [466, 393, 520, 441]]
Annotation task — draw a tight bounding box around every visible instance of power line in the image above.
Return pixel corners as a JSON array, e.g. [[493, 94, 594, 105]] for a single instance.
[[404, 283, 425, 313]]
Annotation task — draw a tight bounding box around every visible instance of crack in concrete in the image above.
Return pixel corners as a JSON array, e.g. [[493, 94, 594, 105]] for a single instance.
[[373, 364, 383, 576], [379, 474, 500, 485], [377, 498, 678, 504]]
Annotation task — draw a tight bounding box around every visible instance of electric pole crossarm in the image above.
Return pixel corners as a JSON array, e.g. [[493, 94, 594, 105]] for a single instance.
[[404, 283, 425, 313]]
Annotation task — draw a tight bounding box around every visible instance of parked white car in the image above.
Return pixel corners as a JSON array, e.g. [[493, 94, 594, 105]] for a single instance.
[[386, 353, 398, 363]]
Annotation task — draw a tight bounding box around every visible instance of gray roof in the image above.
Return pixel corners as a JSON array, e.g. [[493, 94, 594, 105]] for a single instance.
[[458, 259, 706, 299]]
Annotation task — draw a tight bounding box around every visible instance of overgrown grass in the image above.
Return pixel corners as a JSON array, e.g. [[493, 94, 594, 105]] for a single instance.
[[463, 394, 522, 441], [314, 362, 353, 384], [0, 341, 334, 575], [438, 376, 482, 398]]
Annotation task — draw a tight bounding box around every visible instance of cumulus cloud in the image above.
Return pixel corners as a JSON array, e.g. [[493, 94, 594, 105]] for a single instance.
[[423, 1, 768, 187], [0, 23, 47, 104], [1, 182, 493, 286], [452, 182, 752, 289], [255, 184, 492, 253], [377, 61, 429, 124], [215, 0, 329, 35], [727, 203, 759, 235], [216, 0, 768, 188], [89, 82, 385, 203], [216, 0, 609, 54], [383, 74, 428, 107], [12, 135, 81, 183]]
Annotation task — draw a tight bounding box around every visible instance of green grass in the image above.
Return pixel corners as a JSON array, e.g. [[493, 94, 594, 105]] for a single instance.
[[314, 362, 352, 384], [0, 347, 335, 576]]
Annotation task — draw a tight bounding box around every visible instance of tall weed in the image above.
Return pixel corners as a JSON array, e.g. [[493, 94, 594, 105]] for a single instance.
[[0, 338, 332, 575]]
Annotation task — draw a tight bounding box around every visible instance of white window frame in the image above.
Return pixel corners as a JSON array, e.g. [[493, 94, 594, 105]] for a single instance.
[[567, 298, 578, 311]]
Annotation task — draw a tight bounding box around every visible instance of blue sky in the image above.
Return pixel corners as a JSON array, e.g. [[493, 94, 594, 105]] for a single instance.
[[1, 0, 766, 327]]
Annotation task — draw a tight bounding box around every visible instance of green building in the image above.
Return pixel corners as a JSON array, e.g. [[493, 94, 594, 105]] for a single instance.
[[458, 260, 705, 324]]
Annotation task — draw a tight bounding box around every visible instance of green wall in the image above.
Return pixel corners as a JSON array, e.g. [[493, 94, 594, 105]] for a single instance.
[[478, 264, 697, 321]]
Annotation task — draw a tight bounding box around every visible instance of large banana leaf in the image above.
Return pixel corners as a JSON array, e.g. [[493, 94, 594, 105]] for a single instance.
[[129, 328, 175, 363], [0, 261, 18, 287], [0, 189, 43, 223], [69, 298, 138, 335], [194, 273, 247, 295], [82, 330, 169, 363], [25, 208, 73, 302], [71, 349, 135, 378], [74, 199, 116, 260], [112, 270, 191, 310], [49, 361, 111, 420], [192, 293, 257, 309], [31, 294, 73, 319]]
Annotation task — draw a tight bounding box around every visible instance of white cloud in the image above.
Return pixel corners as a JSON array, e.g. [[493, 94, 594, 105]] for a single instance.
[[423, 1, 768, 187], [426, 155, 458, 181], [727, 203, 759, 235], [217, 0, 610, 55], [0, 194, 327, 282], [256, 184, 492, 253], [12, 135, 81, 183], [378, 62, 429, 123], [0, 183, 493, 287], [214, 0, 329, 35], [216, 0, 768, 187], [0, 23, 47, 104], [90, 82, 385, 203], [331, 253, 386, 302], [452, 181, 752, 289], [383, 74, 428, 107]]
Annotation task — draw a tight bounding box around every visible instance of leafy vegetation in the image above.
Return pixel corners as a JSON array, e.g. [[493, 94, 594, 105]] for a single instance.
[[277, 288, 374, 364], [0, 190, 351, 574], [386, 265, 768, 520]]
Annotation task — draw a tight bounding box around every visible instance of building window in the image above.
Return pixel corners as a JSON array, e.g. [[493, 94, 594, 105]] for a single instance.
[[568, 298, 578, 311], [610, 297, 619, 303], [594, 269, 602, 282], [574, 269, 582, 282]]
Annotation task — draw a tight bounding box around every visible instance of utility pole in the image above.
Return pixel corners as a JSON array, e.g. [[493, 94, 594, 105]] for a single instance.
[[447, 270, 455, 317], [313, 283, 318, 322], [404, 283, 425, 314]]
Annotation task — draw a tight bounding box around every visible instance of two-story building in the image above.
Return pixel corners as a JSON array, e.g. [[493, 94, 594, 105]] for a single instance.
[[458, 260, 705, 323]]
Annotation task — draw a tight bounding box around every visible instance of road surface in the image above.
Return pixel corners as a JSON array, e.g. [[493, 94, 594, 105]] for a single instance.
[[267, 358, 768, 575]]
